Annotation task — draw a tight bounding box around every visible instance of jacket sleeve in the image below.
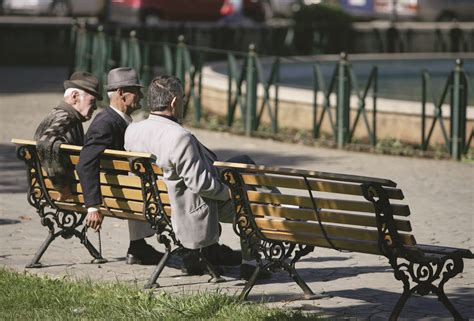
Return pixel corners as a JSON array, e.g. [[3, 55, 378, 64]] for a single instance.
[[35, 114, 75, 190], [76, 122, 114, 207], [172, 133, 230, 201]]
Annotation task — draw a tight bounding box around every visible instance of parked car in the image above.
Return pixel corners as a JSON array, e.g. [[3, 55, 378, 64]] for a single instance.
[[108, 0, 267, 25], [340, 0, 474, 21], [259, 0, 302, 19], [2, 0, 107, 17], [257, 0, 329, 20]]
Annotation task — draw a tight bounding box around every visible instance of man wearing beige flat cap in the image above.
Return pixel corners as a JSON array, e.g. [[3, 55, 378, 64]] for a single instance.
[[77, 67, 164, 265], [35, 71, 102, 200]]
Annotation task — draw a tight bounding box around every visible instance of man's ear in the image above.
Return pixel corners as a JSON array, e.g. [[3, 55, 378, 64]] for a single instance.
[[170, 96, 177, 111], [71, 90, 79, 102]]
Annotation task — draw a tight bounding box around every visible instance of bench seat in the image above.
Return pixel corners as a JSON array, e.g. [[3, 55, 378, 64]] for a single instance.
[[12, 138, 224, 288], [216, 161, 473, 320]]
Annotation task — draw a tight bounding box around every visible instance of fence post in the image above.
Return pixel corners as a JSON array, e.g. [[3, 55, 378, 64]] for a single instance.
[[68, 19, 78, 76], [175, 35, 186, 85], [336, 52, 350, 148], [127, 30, 141, 77], [74, 21, 91, 72], [245, 44, 258, 136], [451, 59, 467, 160]]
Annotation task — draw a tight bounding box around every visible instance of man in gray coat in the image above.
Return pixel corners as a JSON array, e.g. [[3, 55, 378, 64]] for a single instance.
[[124, 75, 269, 280]]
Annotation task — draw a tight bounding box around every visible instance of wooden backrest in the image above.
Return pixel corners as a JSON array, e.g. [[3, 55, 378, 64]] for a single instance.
[[12, 139, 171, 221], [216, 161, 416, 256]]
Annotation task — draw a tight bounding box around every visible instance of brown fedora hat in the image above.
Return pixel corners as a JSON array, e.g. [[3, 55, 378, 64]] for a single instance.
[[106, 67, 143, 91], [64, 71, 103, 100]]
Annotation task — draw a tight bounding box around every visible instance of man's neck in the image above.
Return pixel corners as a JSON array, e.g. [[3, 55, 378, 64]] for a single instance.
[[110, 103, 128, 115], [150, 111, 179, 124]]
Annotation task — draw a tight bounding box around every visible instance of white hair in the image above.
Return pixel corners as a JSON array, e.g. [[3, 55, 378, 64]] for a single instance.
[[107, 90, 116, 99], [64, 87, 86, 98]]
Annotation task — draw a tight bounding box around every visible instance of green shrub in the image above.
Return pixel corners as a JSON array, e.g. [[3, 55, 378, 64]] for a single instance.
[[293, 4, 354, 54]]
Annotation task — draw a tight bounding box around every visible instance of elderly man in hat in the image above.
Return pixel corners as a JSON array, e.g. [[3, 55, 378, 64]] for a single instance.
[[77, 67, 163, 265], [35, 71, 102, 200]]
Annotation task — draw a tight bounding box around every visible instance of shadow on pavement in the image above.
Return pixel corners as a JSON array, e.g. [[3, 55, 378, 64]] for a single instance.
[[0, 144, 28, 193], [214, 148, 344, 167], [246, 287, 473, 319], [0, 219, 21, 225]]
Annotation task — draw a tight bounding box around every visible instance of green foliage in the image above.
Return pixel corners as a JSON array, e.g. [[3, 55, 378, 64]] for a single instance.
[[0, 268, 323, 320], [293, 4, 354, 54]]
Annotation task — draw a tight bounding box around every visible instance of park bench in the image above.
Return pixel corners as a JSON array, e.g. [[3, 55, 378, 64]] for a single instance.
[[12, 139, 224, 288], [216, 161, 473, 320]]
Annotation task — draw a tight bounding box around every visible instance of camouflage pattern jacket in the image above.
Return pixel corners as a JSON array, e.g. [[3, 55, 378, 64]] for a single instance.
[[34, 101, 85, 190]]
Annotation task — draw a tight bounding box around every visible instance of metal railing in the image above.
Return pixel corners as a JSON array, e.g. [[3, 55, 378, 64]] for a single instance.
[[422, 59, 472, 160], [313, 53, 378, 148], [71, 24, 472, 160]]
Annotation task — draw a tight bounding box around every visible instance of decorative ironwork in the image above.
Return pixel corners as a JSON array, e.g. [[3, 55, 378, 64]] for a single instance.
[[361, 182, 467, 320], [129, 157, 180, 249], [130, 157, 222, 288], [16, 144, 104, 267], [222, 168, 316, 300]]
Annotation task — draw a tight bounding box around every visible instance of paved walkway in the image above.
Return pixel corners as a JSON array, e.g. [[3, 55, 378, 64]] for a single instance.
[[0, 69, 473, 320]]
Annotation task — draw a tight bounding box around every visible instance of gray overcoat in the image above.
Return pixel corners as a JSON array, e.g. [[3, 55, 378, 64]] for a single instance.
[[124, 115, 229, 249]]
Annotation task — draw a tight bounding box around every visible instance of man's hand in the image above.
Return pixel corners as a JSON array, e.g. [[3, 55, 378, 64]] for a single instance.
[[57, 185, 72, 201], [85, 210, 104, 232]]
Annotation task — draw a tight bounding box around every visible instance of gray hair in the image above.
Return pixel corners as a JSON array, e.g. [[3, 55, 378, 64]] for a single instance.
[[147, 75, 183, 112]]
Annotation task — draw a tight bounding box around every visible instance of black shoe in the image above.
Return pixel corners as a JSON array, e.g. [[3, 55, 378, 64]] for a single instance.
[[181, 248, 225, 276], [204, 243, 241, 267], [181, 250, 206, 275], [239, 264, 272, 281], [126, 243, 164, 265]]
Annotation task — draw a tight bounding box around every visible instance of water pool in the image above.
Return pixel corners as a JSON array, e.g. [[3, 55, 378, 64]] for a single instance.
[[276, 56, 474, 105]]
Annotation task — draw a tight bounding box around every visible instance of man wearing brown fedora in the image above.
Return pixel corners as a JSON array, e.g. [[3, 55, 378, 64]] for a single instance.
[[34, 71, 102, 200], [77, 67, 164, 265]]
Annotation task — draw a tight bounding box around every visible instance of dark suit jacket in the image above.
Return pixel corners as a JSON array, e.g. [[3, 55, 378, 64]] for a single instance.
[[77, 107, 128, 207]]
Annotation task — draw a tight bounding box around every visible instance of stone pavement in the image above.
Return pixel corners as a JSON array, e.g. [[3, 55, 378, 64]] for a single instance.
[[0, 68, 473, 320]]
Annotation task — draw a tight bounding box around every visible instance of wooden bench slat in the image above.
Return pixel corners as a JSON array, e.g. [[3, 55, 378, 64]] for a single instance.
[[55, 202, 147, 221], [246, 191, 411, 216], [49, 191, 170, 212], [260, 230, 382, 255], [41, 171, 143, 188], [12, 139, 155, 159], [242, 174, 404, 200], [215, 161, 397, 187], [69, 155, 164, 175], [43, 174, 168, 191], [249, 204, 413, 231], [44, 180, 143, 201], [409, 244, 474, 259], [254, 217, 416, 245], [55, 201, 173, 218]]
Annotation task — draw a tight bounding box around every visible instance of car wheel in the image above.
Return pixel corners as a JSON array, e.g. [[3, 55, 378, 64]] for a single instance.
[[50, 0, 70, 17]]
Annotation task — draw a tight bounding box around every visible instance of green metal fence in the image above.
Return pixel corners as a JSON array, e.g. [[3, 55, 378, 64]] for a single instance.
[[313, 53, 377, 148], [227, 45, 280, 135], [71, 24, 472, 160], [422, 59, 472, 160]]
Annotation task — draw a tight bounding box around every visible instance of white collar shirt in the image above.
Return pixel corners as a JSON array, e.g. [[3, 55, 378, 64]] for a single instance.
[[109, 105, 132, 125]]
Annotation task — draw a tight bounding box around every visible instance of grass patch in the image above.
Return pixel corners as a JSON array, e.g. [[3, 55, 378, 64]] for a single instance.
[[0, 267, 322, 320]]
